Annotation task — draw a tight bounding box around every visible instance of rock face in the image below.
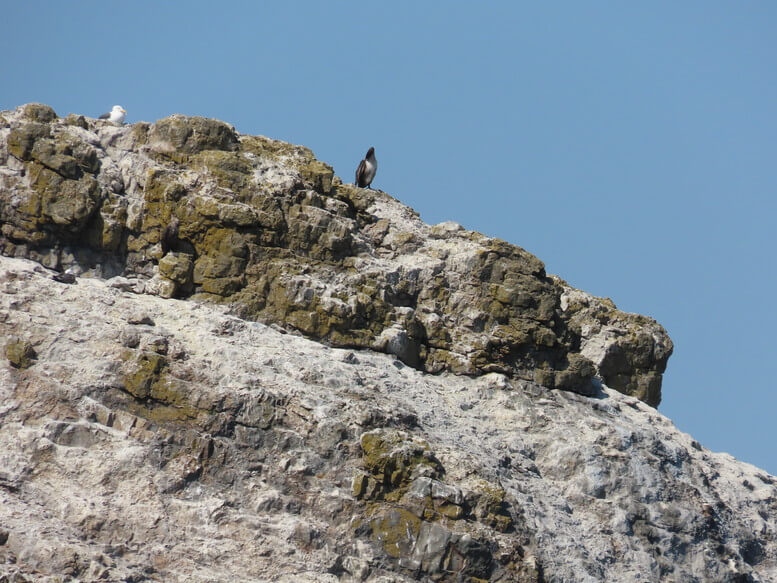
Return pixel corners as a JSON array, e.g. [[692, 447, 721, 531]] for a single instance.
[[3, 104, 772, 582], [1, 254, 775, 583], [0, 103, 671, 406]]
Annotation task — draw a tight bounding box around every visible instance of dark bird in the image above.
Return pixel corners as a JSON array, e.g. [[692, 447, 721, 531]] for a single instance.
[[161, 216, 180, 255], [355, 147, 377, 189], [52, 269, 77, 284], [98, 105, 126, 124]]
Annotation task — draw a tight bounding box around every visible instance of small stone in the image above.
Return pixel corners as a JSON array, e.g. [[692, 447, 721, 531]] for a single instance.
[[342, 556, 371, 581], [107, 277, 141, 293], [438, 503, 465, 519], [22, 103, 58, 123], [145, 275, 177, 299], [143, 336, 169, 355], [120, 328, 141, 348], [6, 340, 37, 369], [127, 313, 155, 326], [64, 113, 88, 129]]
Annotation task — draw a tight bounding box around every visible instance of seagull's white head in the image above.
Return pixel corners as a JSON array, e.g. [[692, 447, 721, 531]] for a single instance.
[[109, 105, 126, 124]]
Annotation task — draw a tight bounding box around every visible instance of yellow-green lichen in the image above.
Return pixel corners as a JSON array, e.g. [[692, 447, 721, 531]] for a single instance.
[[191, 150, 253, 193], [472, 480, 514, 532], [6, 340, 37, 369], [369, 508, 421, 559], [120, 350, 199, 422], [239, 135, 312, 160], [121, 350, 167, 399], [358, 429, 444, 501], [22, 103, 58, 123]]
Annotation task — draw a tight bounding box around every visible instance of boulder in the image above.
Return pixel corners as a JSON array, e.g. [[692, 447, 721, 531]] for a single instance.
[[148, 115, 239, 155]]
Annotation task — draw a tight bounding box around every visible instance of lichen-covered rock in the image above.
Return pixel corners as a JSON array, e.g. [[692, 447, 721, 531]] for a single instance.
[[0, 255, 773, 583], [148, 115, 239, 155], [64, 113, 88, 129], [0, 102, 673, 405], [7, 122, 51, 160], [158, 252, 194, 291], [21, 103, 58, 123], [559, 282, 674, 406], [357, 429, 444, 501], [5, 339, 36, 368]]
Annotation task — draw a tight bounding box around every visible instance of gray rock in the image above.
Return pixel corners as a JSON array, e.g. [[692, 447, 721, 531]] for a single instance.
[[0, 103, 671, 405], [106, 276, 141, 292], [0, 254, 773, 582], [127, 312, 155, 326]]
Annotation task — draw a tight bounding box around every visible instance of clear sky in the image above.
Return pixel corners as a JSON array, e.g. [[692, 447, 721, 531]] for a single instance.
[[3, 2, 776, 474]]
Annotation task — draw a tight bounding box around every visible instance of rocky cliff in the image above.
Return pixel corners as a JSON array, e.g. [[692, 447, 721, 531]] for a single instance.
[[0, 103, 671, 406], [0, 104, 774, 582]]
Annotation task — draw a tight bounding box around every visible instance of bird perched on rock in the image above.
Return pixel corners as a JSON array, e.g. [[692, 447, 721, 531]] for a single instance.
[[355, 147, 377, 189], [52, 267, 78, 284], [98, 105, 126, 124], [161, 216, 180, 255]]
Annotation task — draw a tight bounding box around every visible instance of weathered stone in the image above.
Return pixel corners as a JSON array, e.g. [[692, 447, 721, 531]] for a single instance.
[[31, 139, 82, 179], [0, 254, 772, 583], [121, 350, 166, 399], [13, 160, 102, 235], [299, 159, 335, 193], [467, 480, 514, 533], [145, 274, 178, 298], [192, 150, 253, 194], [374, 325, 420, 368], [149, 115, 239, 155], [7, 123, 51, 160], [369, 508, 421, 559], [560, 284, 673, 406], [21, 103, 58, 123], [158, 252, 194, 286], [359, 429, 444, 503], [0, 103, 673, 407], [193, 252, 245, 280], [127, 312, 155, 325], [64, 113, 88, 129], [5, 339, 37, 368]]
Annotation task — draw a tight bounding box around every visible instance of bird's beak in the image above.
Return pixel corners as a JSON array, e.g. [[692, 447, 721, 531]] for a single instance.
[[121, 108, 126, 113]]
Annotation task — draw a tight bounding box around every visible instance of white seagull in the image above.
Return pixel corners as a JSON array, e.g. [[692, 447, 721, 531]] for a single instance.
[[98, 105, 126, 124], [355, 147, 377, 189]]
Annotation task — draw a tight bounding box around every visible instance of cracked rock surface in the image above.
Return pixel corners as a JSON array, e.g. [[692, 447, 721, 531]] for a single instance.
[[2, 104, 768, 582], [1, 103, 671, 405], [0, 255, 774, 582]]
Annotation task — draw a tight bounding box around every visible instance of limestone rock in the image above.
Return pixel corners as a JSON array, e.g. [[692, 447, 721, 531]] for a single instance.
[[148, 115, 239, 155], [559, 282, 673, 407], [0, 102, 671, 410], [20, 103, 58, 123], [0, 254, 772, 582]]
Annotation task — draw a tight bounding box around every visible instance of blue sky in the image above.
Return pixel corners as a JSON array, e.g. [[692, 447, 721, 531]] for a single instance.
[[3, 2, 776, 474]]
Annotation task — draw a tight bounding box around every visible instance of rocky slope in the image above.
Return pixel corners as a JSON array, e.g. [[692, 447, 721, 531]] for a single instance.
[[0, 104, 774, 582], [0, 103, 670, 406]]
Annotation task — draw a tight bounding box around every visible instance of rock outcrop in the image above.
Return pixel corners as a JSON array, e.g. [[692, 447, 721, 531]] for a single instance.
[[0, 254, 775, 583], [3, 104, 772, 583], [0, 103, 671, 406]]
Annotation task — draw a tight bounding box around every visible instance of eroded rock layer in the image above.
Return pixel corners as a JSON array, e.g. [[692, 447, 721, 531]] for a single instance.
[[0, 103, 671, 405], [0, 255, 774, 583]]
